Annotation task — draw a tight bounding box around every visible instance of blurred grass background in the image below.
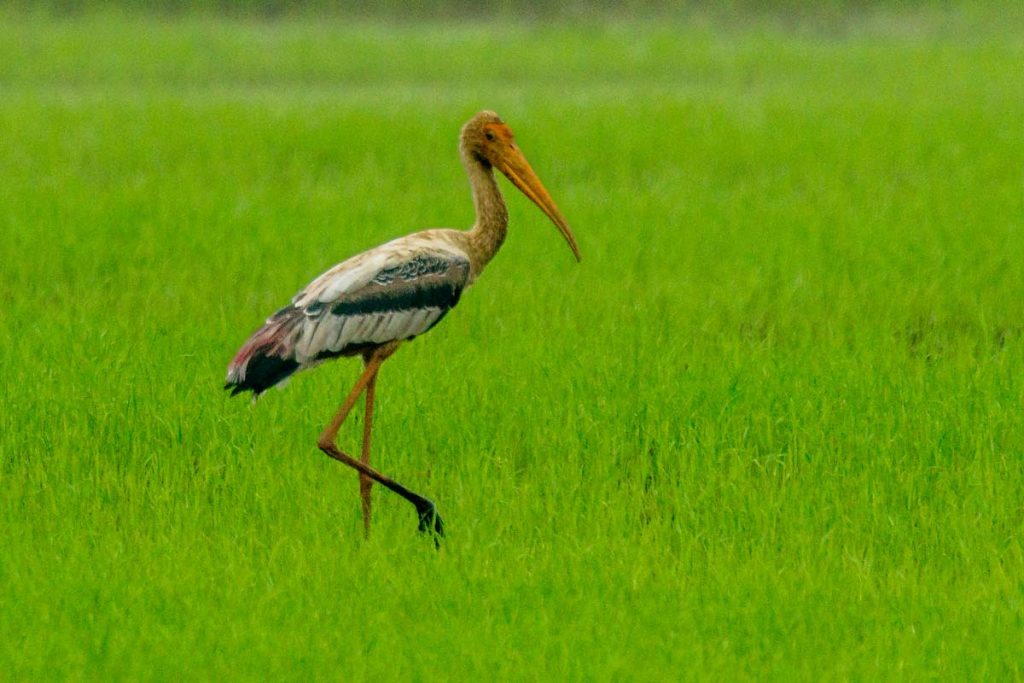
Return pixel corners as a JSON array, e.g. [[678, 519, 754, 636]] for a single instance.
[[2, 2, 1024, 680]]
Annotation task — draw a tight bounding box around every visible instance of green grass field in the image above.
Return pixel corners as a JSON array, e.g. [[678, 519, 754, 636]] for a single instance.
[[2, 7, 1024, 679]]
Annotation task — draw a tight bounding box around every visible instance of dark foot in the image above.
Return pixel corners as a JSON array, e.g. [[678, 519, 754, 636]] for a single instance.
[[415, 499, 445, 545]]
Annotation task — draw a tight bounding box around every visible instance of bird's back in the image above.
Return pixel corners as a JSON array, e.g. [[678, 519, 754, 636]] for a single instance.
[[226, 231, 471, 396]]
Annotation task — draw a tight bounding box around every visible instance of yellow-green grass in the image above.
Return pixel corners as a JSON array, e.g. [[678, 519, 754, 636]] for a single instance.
[[2, 8, 1023, 680]]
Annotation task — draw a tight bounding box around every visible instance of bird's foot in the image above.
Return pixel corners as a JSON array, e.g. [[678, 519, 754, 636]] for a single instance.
[[415, 498, 445, 546]]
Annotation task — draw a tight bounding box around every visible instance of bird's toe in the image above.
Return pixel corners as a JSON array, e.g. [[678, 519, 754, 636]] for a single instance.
[[415, 500, 445, 542]]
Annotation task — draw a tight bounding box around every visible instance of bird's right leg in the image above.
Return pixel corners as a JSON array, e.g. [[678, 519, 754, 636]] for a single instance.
[[317, 356, 444, 541], [359, 366, 377, 537]]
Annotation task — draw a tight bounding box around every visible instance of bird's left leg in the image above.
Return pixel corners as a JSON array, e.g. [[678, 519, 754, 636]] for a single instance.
[[359, 358, 378, 537]]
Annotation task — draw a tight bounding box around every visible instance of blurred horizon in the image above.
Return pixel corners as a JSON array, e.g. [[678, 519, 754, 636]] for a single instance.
[[2, 0, 1016, 22]]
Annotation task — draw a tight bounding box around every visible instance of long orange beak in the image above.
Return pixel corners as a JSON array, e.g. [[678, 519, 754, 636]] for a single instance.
[[493, 146, 581, 262]]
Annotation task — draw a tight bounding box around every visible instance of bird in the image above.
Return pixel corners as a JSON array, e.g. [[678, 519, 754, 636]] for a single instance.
[[225, 110, 580, 541]]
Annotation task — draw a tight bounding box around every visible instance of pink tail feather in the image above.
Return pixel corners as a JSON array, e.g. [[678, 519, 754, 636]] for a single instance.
[[225, 307, 303, 396]]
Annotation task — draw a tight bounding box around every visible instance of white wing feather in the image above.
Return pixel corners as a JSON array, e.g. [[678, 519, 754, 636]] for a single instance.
[[285, 233, 470, 364]]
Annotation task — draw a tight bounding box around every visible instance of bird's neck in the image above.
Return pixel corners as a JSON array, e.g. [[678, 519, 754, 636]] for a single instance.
[[464, 154, 508, 274]]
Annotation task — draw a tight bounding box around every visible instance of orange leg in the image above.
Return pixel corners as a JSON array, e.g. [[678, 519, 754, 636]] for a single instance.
[[359, 365, 377, 536], [317, 345, 443, 542]]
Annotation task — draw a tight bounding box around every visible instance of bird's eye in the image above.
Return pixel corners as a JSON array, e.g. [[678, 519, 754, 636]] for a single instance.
[[484, 130, 495, 141]]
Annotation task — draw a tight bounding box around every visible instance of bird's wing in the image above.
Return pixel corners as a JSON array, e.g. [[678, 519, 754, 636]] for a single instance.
[[285, 242, 471, 364]]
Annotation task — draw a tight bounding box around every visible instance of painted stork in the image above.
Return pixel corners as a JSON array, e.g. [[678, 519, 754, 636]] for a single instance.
[[225, 111, 580, 541]]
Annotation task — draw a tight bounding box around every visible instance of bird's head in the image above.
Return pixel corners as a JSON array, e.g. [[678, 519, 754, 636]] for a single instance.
[[461, 111, 581, 262]]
